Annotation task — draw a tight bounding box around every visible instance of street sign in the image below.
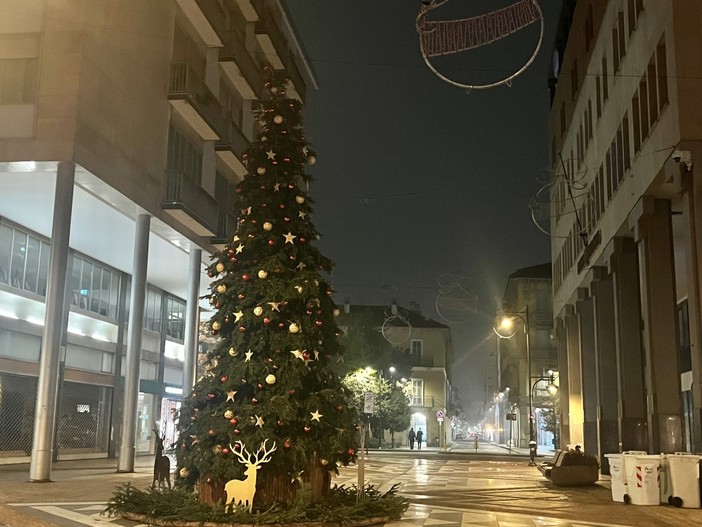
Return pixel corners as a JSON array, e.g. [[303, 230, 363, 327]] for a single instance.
[[363, 392, 375, 414], [437, 417, 444, 423], [506, 413, 517, 421], [436, 409, 445, 419]]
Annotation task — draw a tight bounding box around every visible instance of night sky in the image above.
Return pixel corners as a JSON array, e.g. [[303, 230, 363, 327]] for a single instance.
[[284, 0, 562, 419]]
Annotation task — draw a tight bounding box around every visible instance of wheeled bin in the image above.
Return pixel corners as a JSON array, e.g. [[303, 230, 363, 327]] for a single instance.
[[667, 453, 702, 508]]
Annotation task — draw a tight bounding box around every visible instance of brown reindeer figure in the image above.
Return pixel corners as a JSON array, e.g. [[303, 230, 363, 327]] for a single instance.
[[152, 427, 171, 489], [224, 439, 277, 512]]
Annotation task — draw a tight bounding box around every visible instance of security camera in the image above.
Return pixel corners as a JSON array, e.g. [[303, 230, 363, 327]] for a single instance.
[[673, 149, 693, 170]]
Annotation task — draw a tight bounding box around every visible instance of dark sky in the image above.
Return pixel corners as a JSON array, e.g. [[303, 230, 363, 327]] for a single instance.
[[284, 0, 561, 418]]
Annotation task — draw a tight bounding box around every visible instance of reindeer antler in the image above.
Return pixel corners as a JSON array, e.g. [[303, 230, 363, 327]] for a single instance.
[[229, 440, 277, 466]]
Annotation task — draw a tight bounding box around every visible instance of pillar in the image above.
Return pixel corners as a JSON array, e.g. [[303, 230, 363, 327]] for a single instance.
[[29, 162, 75, 482], [590, 267, 619, 470], [633, 197, 683, 453], [565, 305, 584, 446], [554, 316, 569, 448], [608, 236, 648, 451], [117, 214, 151, 472], [576, 288, 598, 455], [182, 247, 202, 395]]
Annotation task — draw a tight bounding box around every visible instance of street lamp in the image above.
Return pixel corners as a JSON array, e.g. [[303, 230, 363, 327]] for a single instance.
[[494, 307, 532, 465], [529, 370, 558, 464]]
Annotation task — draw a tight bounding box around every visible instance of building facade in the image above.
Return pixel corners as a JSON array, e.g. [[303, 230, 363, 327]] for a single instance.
[[337, 302, 454, 448], [0, 0, 315, 475], [495, 263, 558, 449], [548, 0, 702, 468]]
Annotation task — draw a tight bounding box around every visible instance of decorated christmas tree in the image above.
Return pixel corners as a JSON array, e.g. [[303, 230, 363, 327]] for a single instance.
[[175, 68, 358, 508]]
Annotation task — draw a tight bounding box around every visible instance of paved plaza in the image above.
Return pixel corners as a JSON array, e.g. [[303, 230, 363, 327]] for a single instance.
[[1, 445, 702, 527]]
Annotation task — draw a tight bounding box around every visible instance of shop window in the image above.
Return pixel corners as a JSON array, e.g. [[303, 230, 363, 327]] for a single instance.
[[69, 254, 120, 318]]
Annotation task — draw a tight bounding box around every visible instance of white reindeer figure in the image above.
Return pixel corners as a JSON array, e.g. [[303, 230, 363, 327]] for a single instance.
[[224, 439, 277, 512]]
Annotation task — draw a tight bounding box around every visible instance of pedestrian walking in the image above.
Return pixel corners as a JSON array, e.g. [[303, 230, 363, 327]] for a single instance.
[[416, 429, 423, 450], [473, 435, 479, 451], [408, 427, 416, 450]]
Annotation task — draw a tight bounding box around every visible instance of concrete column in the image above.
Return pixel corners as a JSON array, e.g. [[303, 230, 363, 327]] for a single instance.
[[590, 267, 619, 470], [565, 306, 584, 446], [681, 171, 702, 452], [118, 214, 151, 472], [554, 316, 569, 448], [29, 162, 75, 482], [576, 288, 598, 455], [182, 247, 202, 395], [608, 236, 648, 451], [633, 198, 683, 453]]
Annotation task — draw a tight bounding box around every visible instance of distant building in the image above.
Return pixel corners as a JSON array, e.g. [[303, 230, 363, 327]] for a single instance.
[[337, 302, 453, 447], [496, 263, 558, 449], [548, 0, 702, 463], [0, 0, 314, 470]]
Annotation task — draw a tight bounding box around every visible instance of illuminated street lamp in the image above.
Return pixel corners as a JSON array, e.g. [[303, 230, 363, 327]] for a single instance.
[[529, 370, 558, 465], [494, 307, 532, 465]]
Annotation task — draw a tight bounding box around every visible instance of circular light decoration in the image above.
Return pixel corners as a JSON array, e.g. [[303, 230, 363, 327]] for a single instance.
[[416, 0, 544, 90]]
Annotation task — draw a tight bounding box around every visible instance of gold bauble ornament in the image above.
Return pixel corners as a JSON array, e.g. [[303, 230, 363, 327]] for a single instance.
[[265, 374, 276, 385], [320, 459, 329, 466], [294, 285, 303, 294], [257, 167, 266, 175], [263, 221, 273, 231], [212, 321, 221, 330], [253, 306, 263, 316], [307, 155, 317, 165], [274, 115, 283, 124], [258, 269, 268, 279], [228, 347, 237, 356], [216, 263, 225, 273], [295, 195, 305, 204], [333, 308, 340, 316], [224, 410, 234, 419], [289, 323, 300, 333], [179, 467, 190, 478], [216, 284, 226, 293], [213, 444, 223, 454]]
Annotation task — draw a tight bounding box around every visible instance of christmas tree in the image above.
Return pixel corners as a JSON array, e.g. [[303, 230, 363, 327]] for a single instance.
[[175, 68, 358, 508]]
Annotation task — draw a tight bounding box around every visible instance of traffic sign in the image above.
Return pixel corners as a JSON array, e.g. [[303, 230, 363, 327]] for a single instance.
[[363, 392, 375, 414], [436, 409, 445, 419], [506, 413, 517, 421]]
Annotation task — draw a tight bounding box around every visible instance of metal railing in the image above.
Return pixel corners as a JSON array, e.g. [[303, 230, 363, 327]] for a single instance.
[[163, 169, 220, 234], [410, 396, 436, 408], [220, 29, 262, 97], [169, 63, 225, 136]]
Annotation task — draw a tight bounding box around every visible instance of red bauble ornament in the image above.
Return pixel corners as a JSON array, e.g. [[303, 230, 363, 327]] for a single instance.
[[284, 216, 290, 222], [207, 477, 213, 483], [238, 326, 246, 332], [241, 378, 248, 384], [257, 383, 263, 390], [354, 425, 361, 431], [337, 404, 344, 412], [215, 302, 221, 309], [251, 398, 259, 405], [233, 429, 241, 436], [229, 418, 238, 425], [208, 272, 214, 278], [347, 448, 355, 456], [222, 448, 230, 455], [302, 351, 310, 360], [263, 317, 271, 324], [220, 375, 228, 383], [229, 256, 237, 262], [242, 274, 250, 281], [299, 237, 306, 244], [208, 429, 216, 436], [277, 420, 285, 427], [284, 438, 292, 449], [306, 310, 312, 316], [279, 203, 285, 209], [268, 239, 276, 246], [278, 322, 285, 328], [315, 320, 323, 327], [288, 389, 296, 395], [233, 442, 241, 450], [238, 293, 245, 300], [304, 425, 311, 433], [207, 393, 215, 399]]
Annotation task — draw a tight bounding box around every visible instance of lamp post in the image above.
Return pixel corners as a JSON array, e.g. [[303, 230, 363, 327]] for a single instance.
[[494, 307, 532, 465], [529, 371, 558, 464]]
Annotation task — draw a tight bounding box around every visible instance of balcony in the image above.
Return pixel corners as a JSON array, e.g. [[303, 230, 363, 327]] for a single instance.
[[168, 62, 224, 140], [411, 396, 436, 408], [220, 29, 261, 99], [217, 116, 249, 160], [409, 356, 435, 368], [162, 170, 220, 236]]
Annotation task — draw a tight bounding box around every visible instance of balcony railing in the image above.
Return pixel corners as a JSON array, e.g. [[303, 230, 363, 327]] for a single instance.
[[169, 63, 224, 137], [409, 356, 435, 368], [216, 116, 249, 159], [220, 29, 262, 98], [162, 169, 220, 234], [411, 396, 436, 408]]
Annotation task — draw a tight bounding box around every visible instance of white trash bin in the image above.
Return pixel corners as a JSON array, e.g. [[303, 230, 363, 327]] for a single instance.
[[620, 450, 647, 501], [667, 453, 702, 508], [605, 454, 626, 502], [659, 455, 672, 504], [624, 454, 661, 506]]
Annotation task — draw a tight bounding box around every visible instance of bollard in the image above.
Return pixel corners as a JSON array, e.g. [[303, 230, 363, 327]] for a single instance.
[[529, 441, 537, 466]]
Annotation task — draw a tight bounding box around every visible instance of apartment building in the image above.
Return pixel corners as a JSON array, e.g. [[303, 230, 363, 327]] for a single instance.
[[0, 0, 315, 478], [495, 263, 558, 449], [548, 0, 702, 468]]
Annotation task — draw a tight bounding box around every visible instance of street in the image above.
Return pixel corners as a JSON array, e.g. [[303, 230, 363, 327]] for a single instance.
[[2, 443, 702, 527]]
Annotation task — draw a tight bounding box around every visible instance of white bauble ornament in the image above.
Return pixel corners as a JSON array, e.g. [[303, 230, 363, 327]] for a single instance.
[[295, 195, 305, 204], [253, 306, 263, 316], [265, 374, 276, 385], [289, 323, 300, 333], [257, 167, 266, 175], [274, 115, 283, 124], [258, 270, 268, 279], [263, 221, 273, 231]]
